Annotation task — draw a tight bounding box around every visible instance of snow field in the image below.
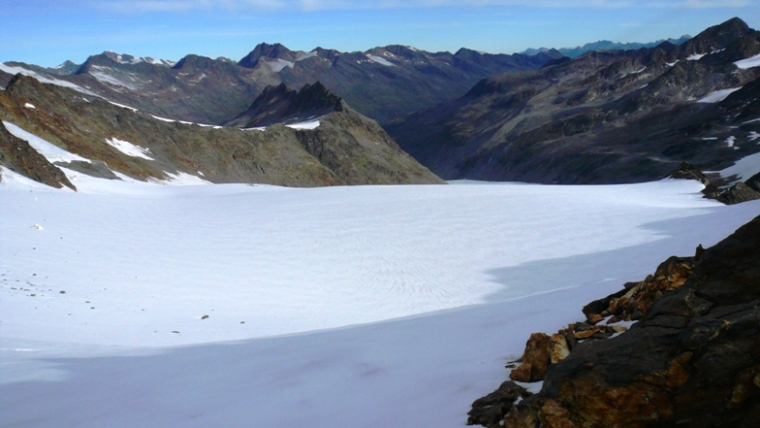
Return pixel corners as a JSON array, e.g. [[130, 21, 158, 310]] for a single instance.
[[2, 169, 760, 427]]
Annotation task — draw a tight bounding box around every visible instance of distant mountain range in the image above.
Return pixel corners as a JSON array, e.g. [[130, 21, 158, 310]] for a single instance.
[[1, 44, 559, 125], [522, 35, 692, 58], [1, 18, 759, 192], [387, 18, 760, 184]]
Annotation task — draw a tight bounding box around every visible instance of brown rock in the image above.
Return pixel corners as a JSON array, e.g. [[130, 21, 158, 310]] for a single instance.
[[510, 333, 553, 382], [550, 333, 570, 364]]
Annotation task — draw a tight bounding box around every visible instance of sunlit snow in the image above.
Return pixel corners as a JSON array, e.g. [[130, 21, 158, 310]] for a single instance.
[[734, 52, 760, 69], [23, 103, 36, 109], [266, 58, 295, 72], [286, 120, 321, 130], [105, 137, 154, 160], [3, 121, 88, 163], [90, 66, 137, 90], [0, 63, 97, 96], [697, 87, 742, 103], [720, 151, 760, 181], [2, 165, 760, 427], [366, 54, 396, 67]]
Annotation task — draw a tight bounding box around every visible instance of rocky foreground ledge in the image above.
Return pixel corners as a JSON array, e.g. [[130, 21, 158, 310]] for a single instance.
[[469, 214, 760, 428]]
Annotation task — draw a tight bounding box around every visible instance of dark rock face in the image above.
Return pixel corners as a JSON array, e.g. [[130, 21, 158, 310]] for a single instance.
[[467, 381, 532, 428], [388, 17, 760, 184], [472, 215, 760, 428], [224, 81, 343, 128], [719, 182, 760, 204], [0, 121, 75, 190]]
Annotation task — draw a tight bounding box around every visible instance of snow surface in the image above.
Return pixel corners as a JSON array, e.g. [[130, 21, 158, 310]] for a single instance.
[[107, 101, 138, 112], [286, 120, 321, 130], [90, 66, 137, 90], [734, 52, 760, 69], [296, 51, 318, 61], [726, 136, 736, 148], [2, 169, 760, 427], [105, 137, 154, 160], [697, 86, 742, 103], [0, 63, 97, 96], [720, 151, 760, 181], [366, 54, 396, 67], [686, 53, 706, 61], [24, 103, 36, 109], [266, 58, 295, 72], [3, 121, 88, 163]]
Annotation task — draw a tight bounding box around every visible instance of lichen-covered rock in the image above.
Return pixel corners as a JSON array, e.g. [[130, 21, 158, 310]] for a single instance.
[[582, 254, 696, 323]]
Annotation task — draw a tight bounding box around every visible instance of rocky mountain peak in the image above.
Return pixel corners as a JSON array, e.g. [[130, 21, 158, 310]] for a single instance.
[[238, 43, 296, 68], [172, 54, 221, 70], [48, 60, 80, 76], [223, 81, 343, 128], [679, 17, 752, 58]]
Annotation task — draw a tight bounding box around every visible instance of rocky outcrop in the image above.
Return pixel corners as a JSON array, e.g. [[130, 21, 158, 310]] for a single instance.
[[467, 381, 532, 428], [668, 162, 760, 204], [223, 81, 344, 128], [718, 182, 760, 204], [470, 215, 760, 428]]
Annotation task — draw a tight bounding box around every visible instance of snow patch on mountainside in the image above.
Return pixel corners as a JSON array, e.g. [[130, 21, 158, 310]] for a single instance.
[[3, 121, 89, 163], [266, 58, 295, 72], [367, 54, 396, 66], [105, 137, 154, 160], [720, 151, 760, 181], [286, 120, 321, 130], [734, 52, 760, 69], [89, 66, 137, 90], [108, 101, 138, 112], [296, 51, 318, 61], [697, 87, 742, 103], [0, 64, 97, 96]]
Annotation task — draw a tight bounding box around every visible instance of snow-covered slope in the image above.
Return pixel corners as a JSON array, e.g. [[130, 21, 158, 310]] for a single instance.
[[1, 172, 759, 427]]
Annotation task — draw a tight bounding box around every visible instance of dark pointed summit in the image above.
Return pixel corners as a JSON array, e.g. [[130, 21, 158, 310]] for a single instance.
[[678, 17, 752, 58], [238, 43, 295, 68], [223, 81, 344, 128]]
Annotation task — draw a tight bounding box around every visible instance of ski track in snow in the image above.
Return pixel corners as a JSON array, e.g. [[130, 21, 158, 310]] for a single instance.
[[2, 169, 760, 427]]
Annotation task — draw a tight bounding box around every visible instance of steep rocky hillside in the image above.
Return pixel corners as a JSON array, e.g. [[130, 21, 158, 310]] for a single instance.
[[388, 18, 760, 184], [2, 45, 557, 125], [0, 75, 443, 188], [469, 213, 760, 428]]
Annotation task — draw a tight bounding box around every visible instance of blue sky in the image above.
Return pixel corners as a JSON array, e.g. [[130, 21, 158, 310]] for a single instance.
[[2, 1, 759, 67]]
